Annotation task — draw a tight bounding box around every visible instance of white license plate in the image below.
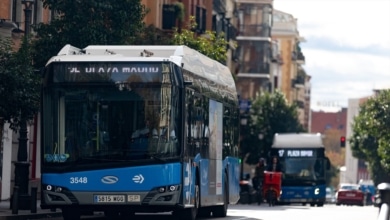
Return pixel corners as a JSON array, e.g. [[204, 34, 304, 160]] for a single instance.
[[346, 193, 355, 197], [94, 195, 125, 203], [128, 195, 141, 202]]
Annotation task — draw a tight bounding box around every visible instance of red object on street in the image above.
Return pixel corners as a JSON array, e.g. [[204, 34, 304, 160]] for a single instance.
[[262, 171, 282, 206]]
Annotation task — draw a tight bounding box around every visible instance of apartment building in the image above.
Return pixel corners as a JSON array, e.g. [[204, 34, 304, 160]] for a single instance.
[[271, 9, 309, 129], [234, 0, 273, 102]]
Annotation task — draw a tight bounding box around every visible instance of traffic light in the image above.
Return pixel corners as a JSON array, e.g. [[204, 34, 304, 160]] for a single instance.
[[340, 136, 346, 147]]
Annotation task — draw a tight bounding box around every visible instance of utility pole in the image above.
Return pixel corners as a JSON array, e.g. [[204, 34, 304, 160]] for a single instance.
[[13, 0, 34, 210]]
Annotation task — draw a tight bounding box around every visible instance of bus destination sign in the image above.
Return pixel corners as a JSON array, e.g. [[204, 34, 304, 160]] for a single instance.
[[52, 62, 164, 83], [278, 149, 315, 157]]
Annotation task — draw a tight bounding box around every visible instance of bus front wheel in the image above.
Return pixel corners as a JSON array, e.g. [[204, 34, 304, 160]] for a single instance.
[[173, 184, 199, 220]]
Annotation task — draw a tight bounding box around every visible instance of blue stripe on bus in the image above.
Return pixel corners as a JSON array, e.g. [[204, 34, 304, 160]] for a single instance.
[[42, 162, 182, 191], [280, 185, 326, 200]]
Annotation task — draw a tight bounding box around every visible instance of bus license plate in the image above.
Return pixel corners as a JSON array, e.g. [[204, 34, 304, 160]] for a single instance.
[[94, 195, 125, 203], [128, 195, 141, 202]]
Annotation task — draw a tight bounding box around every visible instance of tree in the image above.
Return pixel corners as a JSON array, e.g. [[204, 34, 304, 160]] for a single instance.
[[172, 17, 229, 64], [133, 16, 230, 64], [350, 89, 390, 185], [241, 91, 304, 164], [32, 0, 147, 68], [0, 37, 40, 131]]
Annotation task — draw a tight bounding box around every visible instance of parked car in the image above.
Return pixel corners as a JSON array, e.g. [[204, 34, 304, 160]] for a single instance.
[[336, 183, 365, 206], [326, 187, 336, 204]]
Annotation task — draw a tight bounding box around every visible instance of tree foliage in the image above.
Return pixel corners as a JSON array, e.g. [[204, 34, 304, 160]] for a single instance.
[[350, 90, 390, 185], [0, 37, 40, 131], [241, 91, 304, 164], [32, 0, 147, 68], [323, 129, 346, 188], [172, 17, 229, 64]]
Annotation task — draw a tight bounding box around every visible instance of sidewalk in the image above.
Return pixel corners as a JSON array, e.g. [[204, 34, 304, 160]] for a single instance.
[[0, 200, 63, 220]]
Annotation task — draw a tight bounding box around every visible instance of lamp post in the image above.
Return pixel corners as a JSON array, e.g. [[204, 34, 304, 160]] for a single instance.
[[13, 0, 34, 210]]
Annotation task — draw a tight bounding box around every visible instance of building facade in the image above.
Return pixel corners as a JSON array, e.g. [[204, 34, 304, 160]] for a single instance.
[[271, 9, 309, 130], [344, 97, 371, 184], [234, 0, 273, 101]]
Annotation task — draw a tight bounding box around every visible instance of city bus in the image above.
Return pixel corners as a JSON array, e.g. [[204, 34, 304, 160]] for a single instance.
[[40, 45, 241, 220], [270, 133, 330, 206]]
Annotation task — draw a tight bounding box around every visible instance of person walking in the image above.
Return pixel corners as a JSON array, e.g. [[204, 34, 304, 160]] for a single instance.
[[267, 156, 281, 172], [252, 158, 266, 205]]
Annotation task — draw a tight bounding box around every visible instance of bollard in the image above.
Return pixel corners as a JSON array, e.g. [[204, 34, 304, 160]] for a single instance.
[[378, 183, 390, 205], [30, 187, 37, 213], [376, 183, 390, 220], [12, 186, 19, 214]]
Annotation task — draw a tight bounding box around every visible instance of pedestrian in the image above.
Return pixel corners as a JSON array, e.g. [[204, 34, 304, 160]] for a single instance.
[[267, 156, 281, 172], [252, 158, 266, 190]]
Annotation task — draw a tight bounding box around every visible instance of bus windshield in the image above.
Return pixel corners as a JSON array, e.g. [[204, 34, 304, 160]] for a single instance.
[[42, 64, 180, 167], [282, 158, 325, 181]]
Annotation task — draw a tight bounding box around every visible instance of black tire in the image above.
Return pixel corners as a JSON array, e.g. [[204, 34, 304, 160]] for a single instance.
[[62, 207, 80, 220], [212, 177, 228, 217]]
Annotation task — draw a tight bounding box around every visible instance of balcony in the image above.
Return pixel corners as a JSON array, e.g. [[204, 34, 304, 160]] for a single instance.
[[228, 25, 238, 40], [294, 100, 305, 109], [291, 76, 305, 87], [296, 52, 305, 64], [292, 51, 305, 64], [237, 24, 270, 38], [237, 62, 270, 77], [271, 53, 283, 64]]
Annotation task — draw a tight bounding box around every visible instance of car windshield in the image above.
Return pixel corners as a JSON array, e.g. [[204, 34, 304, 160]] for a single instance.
[[341, 185, 360, 190]]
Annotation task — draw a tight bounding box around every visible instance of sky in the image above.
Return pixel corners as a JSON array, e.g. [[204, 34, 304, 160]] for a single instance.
[[273, 0, 390, 111]]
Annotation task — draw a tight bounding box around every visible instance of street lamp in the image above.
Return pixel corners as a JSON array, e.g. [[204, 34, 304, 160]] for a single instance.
[[13, 0, 34, 211], [22, 0, 34, 36]]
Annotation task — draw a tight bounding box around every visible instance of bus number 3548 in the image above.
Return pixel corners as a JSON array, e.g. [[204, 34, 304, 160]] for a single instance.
[[70, 177, 88, 184]]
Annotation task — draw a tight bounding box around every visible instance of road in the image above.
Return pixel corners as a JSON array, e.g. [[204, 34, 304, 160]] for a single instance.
[[50, 203, 380, 220]]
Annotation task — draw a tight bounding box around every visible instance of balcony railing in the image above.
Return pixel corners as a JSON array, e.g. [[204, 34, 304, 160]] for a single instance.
[[228, 25, 238, 40], [294, 100, 305, 109], [292, 51, 305, 63], [238, 62, 270, 74], [271, 54, 283, 64], [297, 52, 305, 62], [238, 24, 270, 37]]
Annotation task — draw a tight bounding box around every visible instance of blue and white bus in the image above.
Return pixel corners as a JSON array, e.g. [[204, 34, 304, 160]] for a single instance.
[[270, 133, 330, 207], [40, 45, 241, 220]]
